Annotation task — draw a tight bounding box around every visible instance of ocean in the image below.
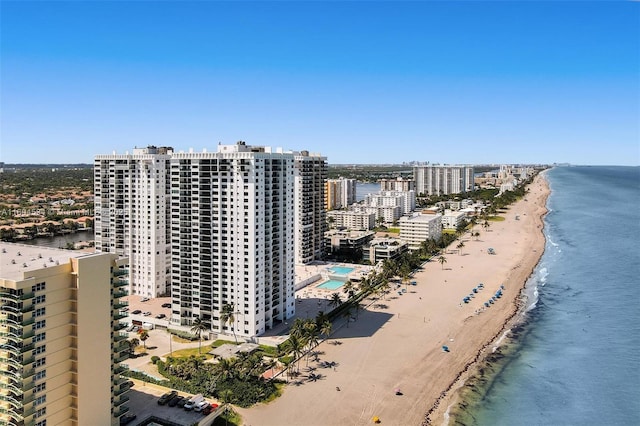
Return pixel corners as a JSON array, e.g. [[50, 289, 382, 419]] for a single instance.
[[457, 166, 640, 425]]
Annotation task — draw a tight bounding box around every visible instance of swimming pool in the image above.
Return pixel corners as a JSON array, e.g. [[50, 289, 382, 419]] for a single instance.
[[328, 266, 355, 275], [317, 280, 346, 290]]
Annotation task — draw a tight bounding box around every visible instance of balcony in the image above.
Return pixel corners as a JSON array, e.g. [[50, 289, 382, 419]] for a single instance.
[[113, 291, 127, 299], [114, 394, 130, 407], [0, 407, 23, 423], [113, 364, 128, 375], [114, 279, 128, 288], [114, 405, 130, 417], [20, 343, 34, 353], [20, 293, 35, 301], [113, 269, 129, 277]]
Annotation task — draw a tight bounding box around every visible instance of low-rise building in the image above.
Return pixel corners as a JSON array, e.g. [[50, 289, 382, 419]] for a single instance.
[[363, 238, 409, 265], [324, 230, 375, 255], [399, 213, 443, 250], [441, 211, 467, 230], [326, 210, 376, 230]]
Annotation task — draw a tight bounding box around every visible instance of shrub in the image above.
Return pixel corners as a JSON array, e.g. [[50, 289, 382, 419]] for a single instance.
[[151, 355, 160, 364]]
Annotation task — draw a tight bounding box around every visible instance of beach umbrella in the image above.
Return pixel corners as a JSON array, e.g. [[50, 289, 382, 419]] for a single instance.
[[372, 416, 380, 423]]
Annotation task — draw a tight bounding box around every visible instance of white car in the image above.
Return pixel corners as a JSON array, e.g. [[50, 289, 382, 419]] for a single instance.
[[143, 311, 151, 316], [194, 401, 210, 412]]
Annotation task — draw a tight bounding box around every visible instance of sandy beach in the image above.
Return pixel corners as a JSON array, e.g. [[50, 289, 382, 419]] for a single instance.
[[238, 172, 550, 426]]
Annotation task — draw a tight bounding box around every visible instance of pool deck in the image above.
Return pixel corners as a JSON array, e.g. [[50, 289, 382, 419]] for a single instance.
[[256, 262, 374, 344]]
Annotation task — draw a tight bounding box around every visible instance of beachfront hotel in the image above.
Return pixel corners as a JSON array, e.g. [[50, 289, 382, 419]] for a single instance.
[[0, 242, 130, 426], [168, 142, 296, 337], [325, 178, 357, 210], [413, 165, 475, 196], [94, 146, 173, 298]]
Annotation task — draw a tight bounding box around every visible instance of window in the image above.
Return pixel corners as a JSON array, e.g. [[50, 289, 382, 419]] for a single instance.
[[35, 382, 46, 393], [35, 357, 46, 368], [34, 332, 46, 343], [34, 307, 46, 318], [34, 420, 47, 426], [34, 395, 46, 406], [34, 295, 46, 304], [31, 282, 46, 292], [34, 408, 46, 419], [34, 345, 46, 355], [34, 370, 46, 381], [34, 320, 46, 330]]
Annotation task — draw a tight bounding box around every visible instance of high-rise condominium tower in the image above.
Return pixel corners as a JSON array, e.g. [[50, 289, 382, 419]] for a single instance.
[[94, 146, 173, 298], [413, 165, 475, 196], [0, 243, 130, 426], [169, 142, 296, 337], [293, 151, 327, 264], [325, 178, 357, 210]]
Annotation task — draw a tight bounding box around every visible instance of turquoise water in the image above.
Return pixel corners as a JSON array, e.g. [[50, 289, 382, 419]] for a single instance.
[[468, 166, 640, 425], [317, 280, 345, 290], [328, 266, 355, 275]]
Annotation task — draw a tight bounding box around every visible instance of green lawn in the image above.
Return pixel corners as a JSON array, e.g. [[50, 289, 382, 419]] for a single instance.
[[167, 346, 214, 359]]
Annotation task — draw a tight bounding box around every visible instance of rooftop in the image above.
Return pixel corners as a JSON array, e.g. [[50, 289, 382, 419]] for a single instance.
[[0, 242, 85, 281]]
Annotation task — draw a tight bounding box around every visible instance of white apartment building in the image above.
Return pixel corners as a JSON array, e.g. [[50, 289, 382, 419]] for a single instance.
[[169, 142, 296, 337], [293, 151, 327, 264], [352, 204, 402, 225], [326, 210, 376, 230], [399, 213, 443, 250], [357, 190, 415, 224], [94, 146, 172, 298], [413, 165, 475, 196], [325, 178, 357, 210], [380, 177, 415, 192], [441, 211, 467, 230], [0, 243, 130, 426]]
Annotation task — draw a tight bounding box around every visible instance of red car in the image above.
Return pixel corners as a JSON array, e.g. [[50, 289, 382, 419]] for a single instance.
[[202, 403, 219, 415]]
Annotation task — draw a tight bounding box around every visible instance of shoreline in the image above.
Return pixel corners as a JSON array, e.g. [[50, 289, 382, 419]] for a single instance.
[[238, 171, 551, 426], [426, 170, 550, 425]]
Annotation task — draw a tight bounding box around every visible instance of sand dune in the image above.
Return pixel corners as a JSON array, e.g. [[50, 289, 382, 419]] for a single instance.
[[238, 172, 550, 426]]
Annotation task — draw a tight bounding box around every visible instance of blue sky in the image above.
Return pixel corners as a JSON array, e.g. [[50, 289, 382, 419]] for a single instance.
[[1, 1, 638, 165]]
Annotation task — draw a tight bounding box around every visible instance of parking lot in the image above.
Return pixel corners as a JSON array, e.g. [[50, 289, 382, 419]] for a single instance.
[[126, 379, 220, 426]]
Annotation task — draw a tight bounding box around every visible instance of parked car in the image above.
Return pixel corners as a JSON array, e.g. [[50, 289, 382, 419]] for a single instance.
[[184, 394, 204, 410], [161, 303, 172, 308], [155, 313, 166, 319], [141, 297, 150, 302], [176, 396, 188, 408], [143, 311, 152, 316], [132, 310, 142, 315], [126, 324, 136, 332], [120, 414, 137, 425], [167, 394, 181, 407], [202, 403, 219, 415], [194, 401, 209, 412], [158, 390, 178, 405]]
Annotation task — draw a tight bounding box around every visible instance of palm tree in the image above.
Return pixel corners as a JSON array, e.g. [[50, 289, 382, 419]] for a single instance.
[[329, 292, 342, 309], [220, 303, 238, 344], [138, 330, 149, 350], [438, 255, 447, 270], [127, 337, 139, 355], [456, 241, 465, 255], [287, 334, 305, 374], [343, 281, 355, 299], [190, 316, 209, 354], [320, 320, 332, 341]]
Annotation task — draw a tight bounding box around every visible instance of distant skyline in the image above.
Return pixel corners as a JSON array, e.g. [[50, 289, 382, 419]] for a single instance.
[[1, 2, 638, 166]]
